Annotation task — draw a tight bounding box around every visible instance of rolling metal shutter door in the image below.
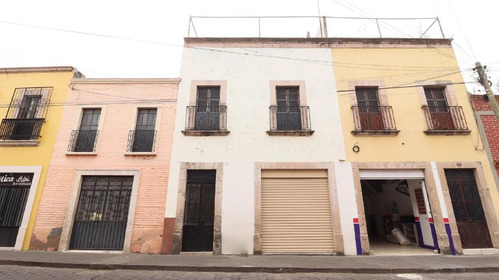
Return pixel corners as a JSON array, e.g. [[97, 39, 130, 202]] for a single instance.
[[261, 169, 335, 253]]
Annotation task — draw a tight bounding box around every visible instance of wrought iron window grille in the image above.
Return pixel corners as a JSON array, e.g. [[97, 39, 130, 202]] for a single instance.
[[351, 106, 399, 135], [68, 130, 99, 152], [422, 105, 470, 135], [126, 130, 157, 152], [268, 105, 312, 131], [0, 87, 52, 140], [184, 105, 228, 132]]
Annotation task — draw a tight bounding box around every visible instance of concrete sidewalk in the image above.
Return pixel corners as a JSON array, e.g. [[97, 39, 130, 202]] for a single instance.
[[0, 251, 497, 274]]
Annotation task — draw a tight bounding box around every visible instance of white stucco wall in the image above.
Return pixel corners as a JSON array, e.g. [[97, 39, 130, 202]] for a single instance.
[[221, 162, 255, 254], [408, 180, 434, 247], [166, 46, 348, 254], [334, 161, 358, 256]]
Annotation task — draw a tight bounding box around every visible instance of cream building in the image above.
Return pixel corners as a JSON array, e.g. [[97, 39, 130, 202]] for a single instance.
[[333, 38, 499, 255]]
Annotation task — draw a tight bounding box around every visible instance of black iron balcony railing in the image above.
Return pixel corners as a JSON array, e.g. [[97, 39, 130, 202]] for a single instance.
[[268, 106, 312, 133], [0, 118, 45, 140], [422, 106, 470, 134], [351, 106, 399, 134], [126, 130, 157, 152], [68, 130, 99, 152], [185, 106, 228, 132]]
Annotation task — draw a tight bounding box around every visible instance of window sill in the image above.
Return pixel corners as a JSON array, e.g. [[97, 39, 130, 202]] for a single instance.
[[351, 130, 400, 136], [182, 130, 230, 136], [66, 152, 98, 156], [0, 140, 40, 147], [266, 130, 314, 136], [424, 129, 471, 135], [124, 152, 157, 156]]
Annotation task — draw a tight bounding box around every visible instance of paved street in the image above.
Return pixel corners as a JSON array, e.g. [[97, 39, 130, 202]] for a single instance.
[[0, 265, 497, 280]]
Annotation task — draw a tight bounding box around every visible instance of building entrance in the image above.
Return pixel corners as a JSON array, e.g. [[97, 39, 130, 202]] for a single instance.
[[361, 179, 437, 255]]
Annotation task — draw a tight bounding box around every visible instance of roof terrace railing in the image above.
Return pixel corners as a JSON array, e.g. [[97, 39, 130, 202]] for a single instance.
[[187, 16, 445, 39]]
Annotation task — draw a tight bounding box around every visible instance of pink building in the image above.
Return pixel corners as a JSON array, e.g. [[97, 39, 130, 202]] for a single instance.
[[31, 78, 179, 254]]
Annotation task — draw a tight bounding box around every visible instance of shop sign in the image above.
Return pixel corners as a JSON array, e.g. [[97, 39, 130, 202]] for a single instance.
[[0, 173, 34, 187]]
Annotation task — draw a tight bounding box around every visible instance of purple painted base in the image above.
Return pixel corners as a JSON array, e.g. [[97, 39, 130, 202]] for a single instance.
[[353, 221, 362, 255], [444, 222, 456, 255], [430, 222, 440, 252]]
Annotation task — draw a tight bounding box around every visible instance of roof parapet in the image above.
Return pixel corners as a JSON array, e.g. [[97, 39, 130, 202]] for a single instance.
[[70, 78, 181, 84], [0, 66, 78, 74], [187, 16, 446, 39]]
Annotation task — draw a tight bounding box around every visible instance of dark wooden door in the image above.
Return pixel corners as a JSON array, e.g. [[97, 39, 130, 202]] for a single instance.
[[425, 88, 454, 130], [356, 87, 384, 130], [182, 170, 216, 252], [445, 169, 492, 248], [70, 176, 133, 250]]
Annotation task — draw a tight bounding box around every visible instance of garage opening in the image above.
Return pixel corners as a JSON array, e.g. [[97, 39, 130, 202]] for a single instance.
[[261, 169, 335, 254], [361, 179, 437, 255]]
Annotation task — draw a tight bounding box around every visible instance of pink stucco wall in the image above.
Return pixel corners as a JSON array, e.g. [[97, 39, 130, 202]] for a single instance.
[[31, 79, 179, 254]]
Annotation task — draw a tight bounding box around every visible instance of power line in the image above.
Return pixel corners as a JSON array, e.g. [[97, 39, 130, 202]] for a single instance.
[[328, 1, 462, 64], [337, 80, 473, 95], [0, 20, 462, 72], [0, 99, 177, 109], [447, 0, 476, 60], [380, 69, 469, 89]]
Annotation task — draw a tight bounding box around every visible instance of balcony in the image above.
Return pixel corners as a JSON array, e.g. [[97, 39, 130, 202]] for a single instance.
[[351, 106, 399, 135], [182, 106, 229, 136], [126, 130, 157, 152], [422, 106, 471, 135], [68, 130, 99, 152], [0, 118, 45, 141], [267, 106, 314, 136]]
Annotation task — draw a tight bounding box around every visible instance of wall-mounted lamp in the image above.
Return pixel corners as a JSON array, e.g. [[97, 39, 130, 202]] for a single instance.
[[352, 144, 360, 153]]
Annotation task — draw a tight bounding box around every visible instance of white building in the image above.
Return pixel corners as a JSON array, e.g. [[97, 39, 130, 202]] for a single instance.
[[163, 38, 359, 255]]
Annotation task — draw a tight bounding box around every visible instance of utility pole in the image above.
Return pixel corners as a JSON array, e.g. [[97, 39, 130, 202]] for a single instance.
[[475, 62, 499, 122]]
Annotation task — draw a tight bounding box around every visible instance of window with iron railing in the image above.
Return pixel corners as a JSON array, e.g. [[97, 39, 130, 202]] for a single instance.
[[267, 86, 313, 135], [183, 86, 228, 135], [351, 87, 398, 135], [422, 88, 470, 135], [0, 87, 52, 141], [68, 109, 101, 152], [268, 106, 312, 132], [127, 108, 157, 152]]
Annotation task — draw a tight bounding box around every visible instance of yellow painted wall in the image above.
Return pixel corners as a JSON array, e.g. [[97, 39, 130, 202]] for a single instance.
[[0, 69, 74, 249], [332, 46, 499, 218]]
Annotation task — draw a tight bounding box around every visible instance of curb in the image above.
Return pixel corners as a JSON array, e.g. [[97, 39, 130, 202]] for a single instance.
[[0, 259, 497, 274]]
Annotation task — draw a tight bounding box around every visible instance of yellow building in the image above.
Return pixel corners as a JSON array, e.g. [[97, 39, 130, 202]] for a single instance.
[[0, 66, 82, 250], [332, 38, 499, 255]]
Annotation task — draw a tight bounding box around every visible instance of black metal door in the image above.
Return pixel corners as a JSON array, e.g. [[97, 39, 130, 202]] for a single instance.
[[133, 109, 156, 152], [445, 169, 492, 248], [0, 173, 32, 247], [195, 87, 220, 130], [182, 170, 216, 252], [13, 95, 41, 140], [70, 176, 133, 250], [276, 87, 301, 130], [74, 109, 100, 152]]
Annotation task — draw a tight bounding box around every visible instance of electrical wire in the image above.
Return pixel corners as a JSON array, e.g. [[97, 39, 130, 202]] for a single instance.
[[0, 20, 463, 72], [447, 0, 477, 60]]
